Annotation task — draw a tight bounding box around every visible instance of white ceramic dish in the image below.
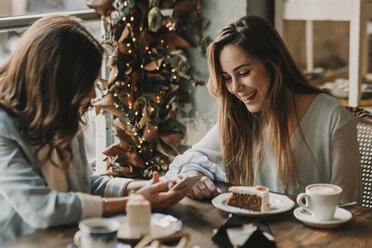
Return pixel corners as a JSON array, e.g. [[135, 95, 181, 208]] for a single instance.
[[293, 207, 352, 228], [212, 192, 295, 216], [114, 213, 182, 240]]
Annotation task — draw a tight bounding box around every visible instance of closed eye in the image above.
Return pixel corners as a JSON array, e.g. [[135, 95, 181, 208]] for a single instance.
[[239, 70, 251, 77]]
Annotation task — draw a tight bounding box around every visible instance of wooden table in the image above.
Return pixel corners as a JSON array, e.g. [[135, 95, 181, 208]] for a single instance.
[[2, 195, 372, 248]]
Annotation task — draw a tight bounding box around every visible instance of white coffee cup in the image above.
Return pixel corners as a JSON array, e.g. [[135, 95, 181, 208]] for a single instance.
[[296, 184, 342, 221], [74, 218, 120, 248]]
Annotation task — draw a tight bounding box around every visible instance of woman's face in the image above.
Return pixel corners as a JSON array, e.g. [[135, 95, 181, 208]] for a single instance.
[[219, 44, 271, 113], [80, 86, 96, 111]]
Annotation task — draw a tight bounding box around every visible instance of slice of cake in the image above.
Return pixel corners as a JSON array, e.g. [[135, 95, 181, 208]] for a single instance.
[[126, 194, 151, 237], [226, 185, 269, 212]]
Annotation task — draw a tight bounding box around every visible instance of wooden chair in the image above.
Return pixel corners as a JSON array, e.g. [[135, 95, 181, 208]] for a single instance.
[[275, 0, 372, 106], [346, 106, 372, 208]]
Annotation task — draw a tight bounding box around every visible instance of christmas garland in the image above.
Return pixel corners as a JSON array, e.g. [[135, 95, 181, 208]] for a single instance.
[[87, 0, 205, 179]]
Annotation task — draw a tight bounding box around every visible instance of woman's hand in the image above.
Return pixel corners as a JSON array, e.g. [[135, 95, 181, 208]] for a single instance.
[[136, 172, 189, 210], [187, 176, 222, 199], [125, 172, 175, 195], [176, 170, 222, 200]]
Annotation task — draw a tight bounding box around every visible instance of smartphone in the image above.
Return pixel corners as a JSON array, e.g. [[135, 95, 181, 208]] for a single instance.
[[172, 175, 203, 190]]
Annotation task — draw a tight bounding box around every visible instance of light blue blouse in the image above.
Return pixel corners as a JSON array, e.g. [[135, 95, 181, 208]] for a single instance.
[[167, 94, 361, 203], [0, 109, 132, 243]]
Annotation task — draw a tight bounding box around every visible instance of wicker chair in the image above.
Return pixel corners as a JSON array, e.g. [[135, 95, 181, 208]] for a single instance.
[[346, 106, 372, 208]]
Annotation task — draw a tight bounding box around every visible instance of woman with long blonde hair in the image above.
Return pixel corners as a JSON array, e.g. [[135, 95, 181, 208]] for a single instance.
[[0, 15, 188, 242], [167, 15, 360, 203]]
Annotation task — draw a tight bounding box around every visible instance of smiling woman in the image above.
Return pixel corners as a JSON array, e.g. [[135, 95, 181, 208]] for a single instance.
[[219, 44, 271, 113], [166, 15, 361, 205]]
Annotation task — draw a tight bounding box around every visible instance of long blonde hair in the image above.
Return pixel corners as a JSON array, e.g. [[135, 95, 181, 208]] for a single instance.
[[0, 15, 103, 170], [206, 16, 322, 187]]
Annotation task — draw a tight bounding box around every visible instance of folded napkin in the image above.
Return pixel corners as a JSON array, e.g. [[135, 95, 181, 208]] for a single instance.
[[212, 215, 276, 248]]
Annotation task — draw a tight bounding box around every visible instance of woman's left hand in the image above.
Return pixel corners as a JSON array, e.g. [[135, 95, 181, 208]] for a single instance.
[[187, 176, 222, 200]]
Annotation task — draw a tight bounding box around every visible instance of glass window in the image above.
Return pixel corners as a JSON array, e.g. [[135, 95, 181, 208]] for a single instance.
[[0, 19, 101, 72], [0, 0, 88, 17]]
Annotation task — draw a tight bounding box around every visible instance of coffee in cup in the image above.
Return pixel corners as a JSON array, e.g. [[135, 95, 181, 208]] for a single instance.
[[74, 218, 120, 248], [307, 184, 341, 194], [297, 184, 342, 221]]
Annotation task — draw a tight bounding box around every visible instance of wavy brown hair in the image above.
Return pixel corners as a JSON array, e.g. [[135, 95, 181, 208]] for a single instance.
[[206, 16, 322, 187], [0, 15, 103, 170]]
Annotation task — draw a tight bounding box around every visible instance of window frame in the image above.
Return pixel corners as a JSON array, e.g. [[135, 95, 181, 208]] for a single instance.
[[0, 9, 99, 31]]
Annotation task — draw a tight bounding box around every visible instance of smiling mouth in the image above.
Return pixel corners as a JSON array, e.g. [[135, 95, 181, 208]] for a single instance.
[[242, 90, 257, 102]]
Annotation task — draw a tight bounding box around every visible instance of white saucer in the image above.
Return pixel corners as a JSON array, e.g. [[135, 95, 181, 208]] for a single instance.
[[293, 207, 352, 228], [114, 213, 182, 240]]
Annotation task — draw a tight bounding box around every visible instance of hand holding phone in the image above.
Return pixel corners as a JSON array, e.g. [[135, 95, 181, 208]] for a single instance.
[[172, 175, 203, 190]]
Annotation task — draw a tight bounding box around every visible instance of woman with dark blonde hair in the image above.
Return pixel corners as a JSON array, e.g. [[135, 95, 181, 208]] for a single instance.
[[167, 15, 361, 203], [0, 15, 188, 242]]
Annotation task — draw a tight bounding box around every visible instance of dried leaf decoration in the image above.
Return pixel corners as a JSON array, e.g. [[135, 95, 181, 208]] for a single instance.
[[89, 0, 206, 179], [86, 0, 115, 16], [94, 93, 122, 117]]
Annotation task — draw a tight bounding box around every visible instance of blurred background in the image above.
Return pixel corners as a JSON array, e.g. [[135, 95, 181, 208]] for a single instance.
[[0, 0, 371, 169]]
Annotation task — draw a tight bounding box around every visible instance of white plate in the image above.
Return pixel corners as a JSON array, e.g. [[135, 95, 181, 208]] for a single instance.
[[212, 192, 295, 216], [293, 207, 352, 228], [114, 213, 182, 240]]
